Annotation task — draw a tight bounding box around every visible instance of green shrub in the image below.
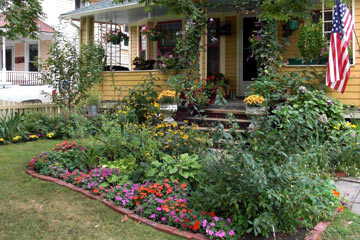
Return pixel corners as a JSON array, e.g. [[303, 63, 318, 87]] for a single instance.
[[0, 113, 23, 141], [192, 149, 340, 237], [21, 111, 52, 135]]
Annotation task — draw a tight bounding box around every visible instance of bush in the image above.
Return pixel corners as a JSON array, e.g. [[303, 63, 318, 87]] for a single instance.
[[0, 113, 23, 141], [192, 149, 340, 237]]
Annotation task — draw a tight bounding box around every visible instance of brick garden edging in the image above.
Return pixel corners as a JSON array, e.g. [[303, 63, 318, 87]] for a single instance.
[[25, 169, 208, 240], [26, 169, 331, 240], [304, 222, 330, 240]]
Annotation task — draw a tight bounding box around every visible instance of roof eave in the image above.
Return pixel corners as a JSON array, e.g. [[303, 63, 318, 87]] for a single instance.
[[60, 2, 144, 20]]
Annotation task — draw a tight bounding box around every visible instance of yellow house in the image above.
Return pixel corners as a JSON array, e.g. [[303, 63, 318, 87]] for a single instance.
[[61, 0, 360, 106]]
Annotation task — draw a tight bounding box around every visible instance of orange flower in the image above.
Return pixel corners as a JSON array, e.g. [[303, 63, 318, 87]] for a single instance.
[[133, 196, 138, 200], [180, 183, 187, 189], [333, 189, 340, 197], [338, 206, 344, 212], [93, 188, 98, 193]]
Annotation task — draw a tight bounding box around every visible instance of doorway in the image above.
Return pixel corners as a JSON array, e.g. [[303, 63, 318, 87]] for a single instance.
[[0, 48, 14, 71], [238, 17, 258, 96]]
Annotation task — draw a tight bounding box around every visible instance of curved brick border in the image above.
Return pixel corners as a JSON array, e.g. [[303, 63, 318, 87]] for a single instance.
[[26, 169, 208, 240], [304, 222, 330, 240], [26, 169, 330, 240]]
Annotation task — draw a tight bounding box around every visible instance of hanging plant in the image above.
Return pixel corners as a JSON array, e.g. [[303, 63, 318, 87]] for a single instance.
[[103, 28, 129, 45], [140, 25, 166, 41]]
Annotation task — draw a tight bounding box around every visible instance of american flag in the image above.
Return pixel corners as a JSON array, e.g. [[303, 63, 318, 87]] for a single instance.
[[326, 0, 354, 94]]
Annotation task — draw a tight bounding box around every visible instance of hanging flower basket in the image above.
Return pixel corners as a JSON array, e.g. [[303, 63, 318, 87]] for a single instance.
[[141, 25, 166, 41], [103, 29, 129, 45]]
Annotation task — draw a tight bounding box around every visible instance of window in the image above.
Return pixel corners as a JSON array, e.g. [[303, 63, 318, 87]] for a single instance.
[[75, 0, 81, 9], [312, 0, 354, 62], [207, 18, 220, 75], [157, 20, 182, 55], [28, 43, 38, 72], [139, 25, 146, 59]]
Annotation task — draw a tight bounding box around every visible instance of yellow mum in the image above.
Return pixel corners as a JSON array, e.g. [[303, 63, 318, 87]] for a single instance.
[[244, 95, 265, 106]]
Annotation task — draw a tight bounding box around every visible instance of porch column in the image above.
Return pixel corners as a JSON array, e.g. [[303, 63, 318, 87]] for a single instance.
[[2, 36, 6, 84]]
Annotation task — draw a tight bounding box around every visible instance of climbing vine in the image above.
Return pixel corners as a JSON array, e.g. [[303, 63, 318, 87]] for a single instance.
[[111, 0, 322, 104]]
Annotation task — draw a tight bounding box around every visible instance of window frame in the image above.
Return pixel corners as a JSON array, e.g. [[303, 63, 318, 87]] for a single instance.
[[27, 42, 39, 72], [139, 25, 147, 59], [157, 20, 182, 55], [207, 18, 221, 76]]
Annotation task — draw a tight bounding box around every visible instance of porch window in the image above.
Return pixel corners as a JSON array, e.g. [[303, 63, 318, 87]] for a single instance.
[[312, 0, 354, 62], [139, 25, 146, 59], [28, 43, 38, 72], [157, 20, 182, 55], [207, 18, 220, 76]]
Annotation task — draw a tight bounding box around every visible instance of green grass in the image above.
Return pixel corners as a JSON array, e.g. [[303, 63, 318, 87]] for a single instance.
[[0, 140, 182, 240], [322, 209, 360, 240]]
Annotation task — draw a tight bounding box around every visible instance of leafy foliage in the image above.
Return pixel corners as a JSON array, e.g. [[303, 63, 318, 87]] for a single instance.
[[40, 35, 106, 110], [0, 0, 44, 40]]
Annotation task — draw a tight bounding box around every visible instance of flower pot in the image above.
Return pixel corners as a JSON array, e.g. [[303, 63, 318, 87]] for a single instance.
[[245, 106, 266, 132], [287, 20, 298, 31], [87, 105, 98, 115], [112, 38, 121, 45], [160, 104, 178, 123]]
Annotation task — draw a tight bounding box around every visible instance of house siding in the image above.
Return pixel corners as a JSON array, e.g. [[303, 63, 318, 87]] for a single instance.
[[280, 0, 360, 106], [130, 26, 138, 70], [40, 40, 52, 65], [14, 43, 25, 71]]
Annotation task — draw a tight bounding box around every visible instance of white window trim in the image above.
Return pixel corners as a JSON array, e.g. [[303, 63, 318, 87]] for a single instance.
[[0, 46, 15, 71], [25, 41, 39, 72]]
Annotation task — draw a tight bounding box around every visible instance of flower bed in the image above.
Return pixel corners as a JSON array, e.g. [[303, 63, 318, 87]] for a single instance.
[[28, 141, 235, 239]]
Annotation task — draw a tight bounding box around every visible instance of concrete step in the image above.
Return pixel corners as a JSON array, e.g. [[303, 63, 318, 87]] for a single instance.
[[186, 117, 250, 123]]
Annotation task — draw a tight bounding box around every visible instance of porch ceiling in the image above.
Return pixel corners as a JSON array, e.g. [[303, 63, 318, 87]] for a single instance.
[[61, 0, 170, 24], [95, 5, 170, 24]]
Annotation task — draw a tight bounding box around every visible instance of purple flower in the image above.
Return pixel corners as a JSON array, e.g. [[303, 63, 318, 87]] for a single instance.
[[202, 219, 207, 227], [150, 214, 156, 219], [209, 230, 214, 236], [209, 18, 214, 23], [227, 218, 231, 223], [115, 196, 121, 201], [229, 230, 235, 236], [161, 217, 166, 222], [328, 99, 333, 105], [299, 217, 303, 222], [156, 207, 162, 211], [210, 222, 215, 227], [214, 216, 219, 222]]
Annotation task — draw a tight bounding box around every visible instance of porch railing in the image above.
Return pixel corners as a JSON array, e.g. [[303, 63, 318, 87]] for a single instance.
[[1, 71, 44, 86]]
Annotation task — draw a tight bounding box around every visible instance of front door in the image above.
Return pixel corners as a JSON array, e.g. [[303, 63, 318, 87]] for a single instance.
[[239, 17, 258, 96], [0, 48, 13, 71]]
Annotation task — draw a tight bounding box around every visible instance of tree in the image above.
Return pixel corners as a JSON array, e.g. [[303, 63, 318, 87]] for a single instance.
[[0, 0, 44, 40], [40, 35, 106, 110]]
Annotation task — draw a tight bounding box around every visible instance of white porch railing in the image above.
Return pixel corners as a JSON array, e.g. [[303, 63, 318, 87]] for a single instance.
[[0, 71, 44, 86]]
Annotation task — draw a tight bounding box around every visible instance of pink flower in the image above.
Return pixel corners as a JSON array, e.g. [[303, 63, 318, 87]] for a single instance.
[[161, 217, 166, 222], [150, 214, 156, 219], [229, 230, 234, 236]]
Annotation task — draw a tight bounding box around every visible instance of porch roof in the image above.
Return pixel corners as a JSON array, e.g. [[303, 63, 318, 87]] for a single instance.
[[61, 0, 235, 24]]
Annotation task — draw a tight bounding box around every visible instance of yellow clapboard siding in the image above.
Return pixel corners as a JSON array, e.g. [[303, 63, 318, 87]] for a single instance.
[[98, 71, 175, 101], [130, 26, 138, 70]]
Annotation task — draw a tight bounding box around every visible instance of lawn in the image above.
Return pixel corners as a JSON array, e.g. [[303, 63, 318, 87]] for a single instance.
[[0, 140, 182, 240], [322, 209, 360, 240]]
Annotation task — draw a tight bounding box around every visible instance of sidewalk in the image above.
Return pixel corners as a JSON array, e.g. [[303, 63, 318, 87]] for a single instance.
[[335, 177, 360, 215]]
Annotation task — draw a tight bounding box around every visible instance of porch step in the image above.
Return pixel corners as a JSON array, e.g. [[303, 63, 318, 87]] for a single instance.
[[185, 117, 251, 129], [202, 108, 248, 119], [195, 126, 246, 133]]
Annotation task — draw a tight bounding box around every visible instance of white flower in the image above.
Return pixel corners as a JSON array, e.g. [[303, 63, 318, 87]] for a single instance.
[[318, 114, 328, 124], [299, 86, 308, 94]]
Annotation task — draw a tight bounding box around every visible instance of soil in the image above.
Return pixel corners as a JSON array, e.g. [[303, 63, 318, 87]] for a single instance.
[[240, 229, 307, 240]]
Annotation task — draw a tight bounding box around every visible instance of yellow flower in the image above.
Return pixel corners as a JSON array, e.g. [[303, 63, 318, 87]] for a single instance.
[[182, 134, 189, 140], [13, 136, 22, 141], [351, 124, 357, 129], [29, 135, 39, 139], [244, 95, 265, 105], [47, 132, 55, 139], [0, 138, 4, 142]]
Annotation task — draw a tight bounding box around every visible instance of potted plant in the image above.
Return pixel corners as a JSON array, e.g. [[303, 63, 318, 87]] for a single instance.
[[103, 29, 129, 45], [157, 90, 178, 123], [296, 21, 328, 64], [132, 57, 156, 70], [244, 95, 266, 131], [205, 73, 230, 104], [86, 91, 102, 115], [140, 25, 166, 41]]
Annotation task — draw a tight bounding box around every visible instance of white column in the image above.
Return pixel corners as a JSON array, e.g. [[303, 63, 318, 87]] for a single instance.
[[2, 36, 6, 83]]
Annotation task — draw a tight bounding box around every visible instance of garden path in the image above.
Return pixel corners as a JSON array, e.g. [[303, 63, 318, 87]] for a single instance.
[[336, 178, 360, 215]]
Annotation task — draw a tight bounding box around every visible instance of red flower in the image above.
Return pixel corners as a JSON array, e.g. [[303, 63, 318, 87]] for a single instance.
[[209, 212, 215, 217], [192, 215, 197, 219], [201, 211, 206, 216], [193, 221, 200, 231], [93, 188, 98, 193], [180, 183, 187, 189]]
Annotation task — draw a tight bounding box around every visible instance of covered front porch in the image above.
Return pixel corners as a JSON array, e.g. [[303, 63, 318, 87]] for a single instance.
[[61, 0, 254, 99]]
